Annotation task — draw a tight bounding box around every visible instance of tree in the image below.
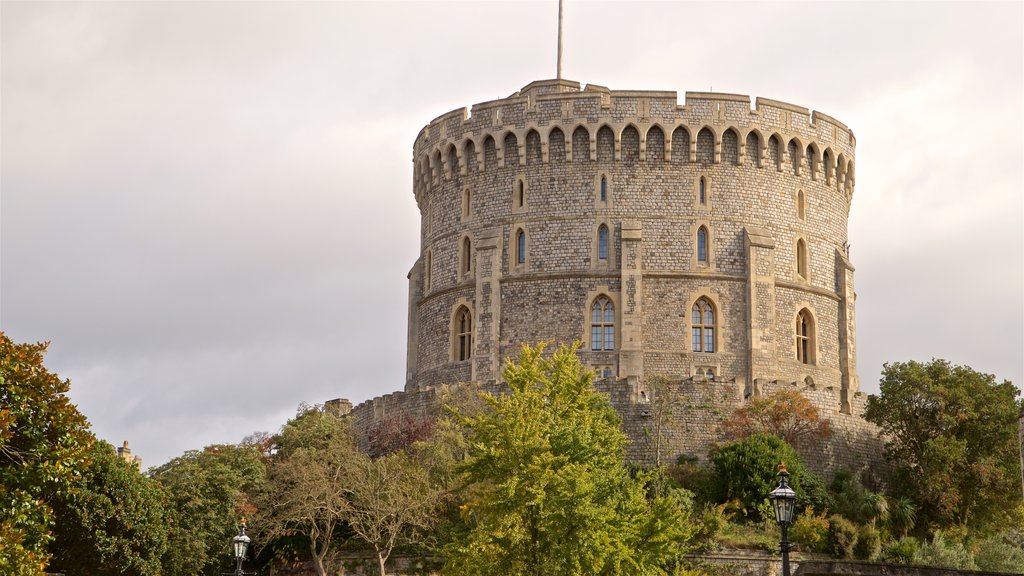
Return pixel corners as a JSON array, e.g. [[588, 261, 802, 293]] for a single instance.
[[444, 343, 698, 576], [367, 415, 436, 458], [721, 389, 830, 445], [708, 433, 829, 520], [260, 405, 359, 576], [0, 333, 93, 576], [151, 442, 267, 576], [48, 440, 169, 576], [346, 451, 440, 576], [864, 360, 1023, 532], [645, 374, 686, 468]]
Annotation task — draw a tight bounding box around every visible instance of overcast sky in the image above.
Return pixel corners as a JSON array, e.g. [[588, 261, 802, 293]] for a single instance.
[[2, 1, 1021, 469]]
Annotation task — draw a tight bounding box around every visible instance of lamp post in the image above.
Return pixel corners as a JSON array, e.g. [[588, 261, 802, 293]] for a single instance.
[[232, 519, 250, 576], [768, 463, 797, 576]]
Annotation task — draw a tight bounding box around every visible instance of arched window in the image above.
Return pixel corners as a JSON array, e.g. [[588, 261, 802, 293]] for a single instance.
[[692, 298, 715, 353], [600, 175, 607, 202], [697, 226, 709, 263], [598, 224, 609, 261], [699, 177, 707, 204], [797, 190, 806, 220], [590, 296, 615, 351], [796, 238, 808, 279], [455, 307, 473, 361], [461, 237, 472, 275], [796, 309, 813, 364], [516, 229, 526, 265]]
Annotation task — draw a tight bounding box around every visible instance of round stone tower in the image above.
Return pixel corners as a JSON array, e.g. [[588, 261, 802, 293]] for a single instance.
[[405, 78, 860, 417]]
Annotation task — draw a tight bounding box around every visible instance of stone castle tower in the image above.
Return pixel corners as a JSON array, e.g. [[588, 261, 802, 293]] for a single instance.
[[344, 79, 880, 475]]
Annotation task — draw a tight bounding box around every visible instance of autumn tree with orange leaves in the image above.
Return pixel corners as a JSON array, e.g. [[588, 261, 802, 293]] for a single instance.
[[722, 389, 830, 445]]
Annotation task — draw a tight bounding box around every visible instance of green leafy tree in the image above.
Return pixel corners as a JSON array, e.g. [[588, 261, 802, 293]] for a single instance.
[[444, 343, 698, 576], [259, 405, 359, 576], [48, 440, 169, 575], [151, 442, 267, 576], [864, 359, 1023, 532], [708, 433, 829, 520], [0, 333, 93, 576]]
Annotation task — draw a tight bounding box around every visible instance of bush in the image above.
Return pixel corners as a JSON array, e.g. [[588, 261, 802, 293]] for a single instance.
[[708, 434, 826, 522], [692, 503, 729, 551], [881, 537, 919, 564], [975, 535, 1024, 573], [828, 515, 858, 559], [790, 508, 829, 553], [853, 524, 881, 560], [915, 531, 978, 571]]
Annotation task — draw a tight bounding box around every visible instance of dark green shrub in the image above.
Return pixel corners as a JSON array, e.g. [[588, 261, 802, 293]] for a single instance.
[[828, 515, 858, 559], [881, 537, 919, 564], [853, 524, 881, 560], [707, 434, 825, 521]]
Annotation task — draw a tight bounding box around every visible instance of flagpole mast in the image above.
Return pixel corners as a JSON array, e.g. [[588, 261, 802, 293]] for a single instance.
[[557, 0, 564, 79]]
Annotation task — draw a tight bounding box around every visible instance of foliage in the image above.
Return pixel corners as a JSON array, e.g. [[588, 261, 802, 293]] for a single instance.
[[48, 440, 169, 575], [975, 534, 1024, 573], [852, 523, 881, 560], [707, 434, 828, 521], [721, 389, 830, 445], [827, 515, 857, 559], [645, 374, 687, 467], [345, 450, 441, 576], [790, 508, 829, 553], [0, 333, 93, 576], [864, 359, 1023, 532], [691, 503, 730, 551], [914, 530, 978, 570], [367, 415, 436, 458], [443, 343, 699, 576], [260, 405, 357, 576], [151, 441, 267, 576], [881, 536, 919, 564], [888, 495, 918, 537]]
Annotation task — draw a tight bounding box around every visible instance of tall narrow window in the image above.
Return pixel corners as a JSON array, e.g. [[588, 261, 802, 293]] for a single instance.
[[699, 177, 706, 204], [516, 230, 526, 265], [518, 181, 525, 208], [456, 307, 473, 361], [796, 239, 807, 279], [600, 176, 607, 202], [697, 227, 708, 263], [462, 237, 472, 275], [425, 251, 432, 290], [796, 309, 812, 364], [691, 298, 716, 353], [462, 188, 472, 221], [598, 225, 609, 261], [591, 297, 615, 351], [797, 190, 806, 220]]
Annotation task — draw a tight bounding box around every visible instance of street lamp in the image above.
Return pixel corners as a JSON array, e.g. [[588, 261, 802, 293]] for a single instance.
[[232, 519, 250, 576], [768, 463, 797, 576]]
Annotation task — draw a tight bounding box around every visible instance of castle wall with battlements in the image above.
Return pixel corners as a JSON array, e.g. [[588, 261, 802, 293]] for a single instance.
[[346, 79, 883, 478]]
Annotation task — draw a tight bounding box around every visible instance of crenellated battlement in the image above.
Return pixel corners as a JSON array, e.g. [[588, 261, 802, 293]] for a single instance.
[[412, 79, 856, 210]]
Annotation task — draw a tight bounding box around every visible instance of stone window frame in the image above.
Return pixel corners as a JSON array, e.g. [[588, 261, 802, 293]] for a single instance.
[[794, 306, 817, 365], [450, 299, 475, 363], [461, 187, 473, 223], [592, 220, 616, 269], [509, 223, 529, 272], [685, 288, 726, 356], [796, 189, 806, 221], [512, 174, 528, 214], [795, 236, 809, 281], [691, 220, 714, 269], [582, 287, 619, 352], [694, 173, 713, 211], [595, 171, 612, 207], [459, 234, 474, 280], [691, 297, 717, 353]]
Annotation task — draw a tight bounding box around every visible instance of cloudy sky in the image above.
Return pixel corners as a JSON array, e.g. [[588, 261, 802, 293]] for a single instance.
[[2, 1, 1021, 468]]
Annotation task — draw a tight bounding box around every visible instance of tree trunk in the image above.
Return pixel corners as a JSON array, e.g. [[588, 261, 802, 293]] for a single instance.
[[377, 550, 387, 576], [311, 543, 328, 576]]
